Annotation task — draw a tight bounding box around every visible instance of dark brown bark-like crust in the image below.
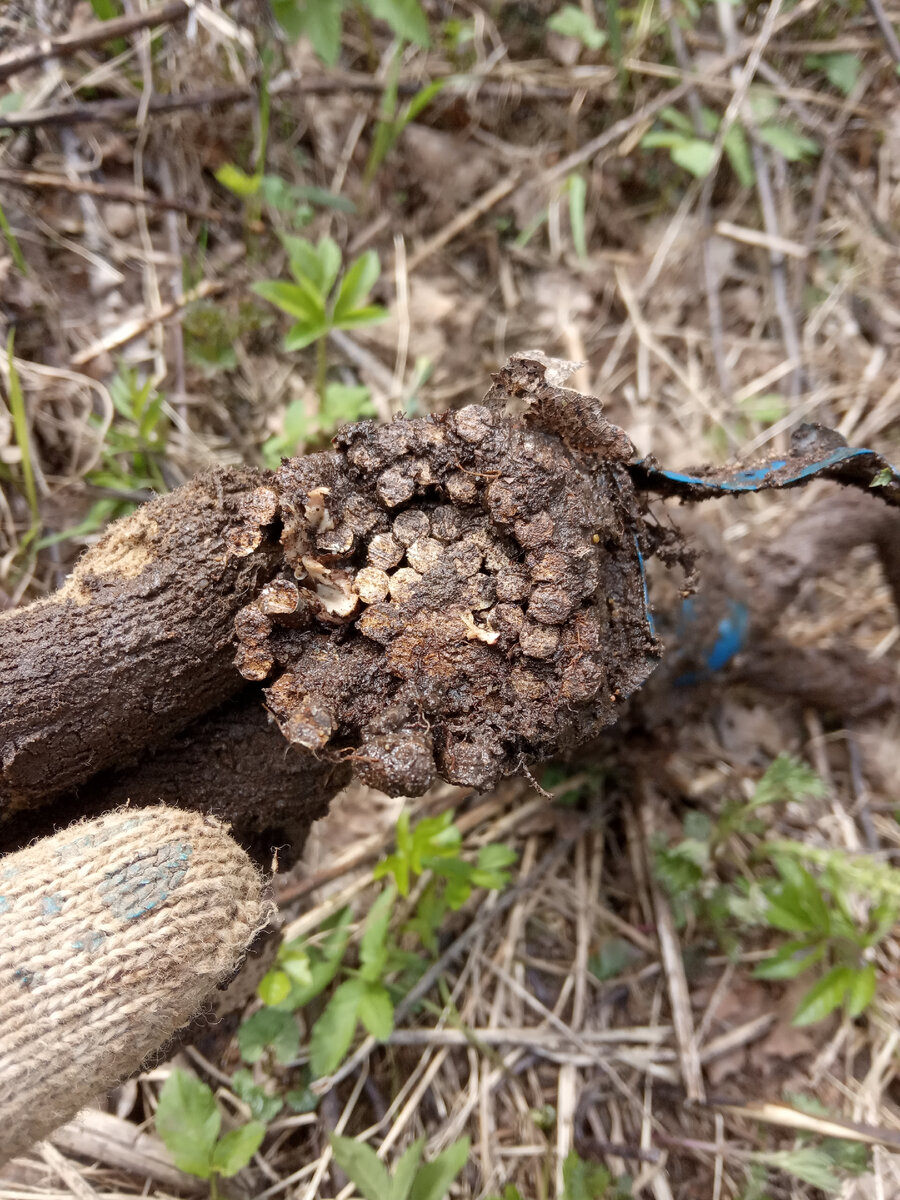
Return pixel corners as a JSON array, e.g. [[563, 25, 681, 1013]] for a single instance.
[[0, 692, 350, 864], [0, 468, 281, 814]]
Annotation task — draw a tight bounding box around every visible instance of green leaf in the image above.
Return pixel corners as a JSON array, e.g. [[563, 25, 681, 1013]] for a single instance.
[[659, 105, 695, 134], [391, 1138, 426, 1200], [561, 1150, 611, 1200], [793, 965, 855, 1026], [807, 52, 862, 97], [281, 951, 314, 988], [279, 234, 337, 298], [547, 4, 606, 50], [670, 139, 717, 178], [846, 962, 877, 1017], [212, 1122, 266, 1177], [321, 382, 375, 428], [316, 237, 343, 296], [640, 130, 689, 151], [238, 1007, 299, 1064], [334, 250, 381, 322], [360, 885, 396, 978], [366, 0, 430, 47], [155, 1069, 219, 1179], [567, 173, 588, 261], [754, 941, 823, 980], [215, 163, 262, 198], [258, 968, 292, 1007], [285, 909, 353, 1008], [309, 977, 365, 1077], [231, 1069, 283, 1123], [273, 0, 345, 63], [871, 466, 893, 488], [763, 899, 818, 935], [89, 0, 122, 16], [409, 1135, 470, 1200], [470, 843, 517, 890], [357, 982, 395, 1040], [284, 320, 330, 351], [0, 201, 27, 275], [286, 1085, 319, 1112], [751, 755, 825, 809], [723, 123, 754, 187], [752, 1147, 842, 1193], [757, 123, 819, 162], [333, 304, 390, 330], [329, 1135, 393, 1200], [252, 279, 324, 323], [588, 937, 642, 981], [401, 78, 446, 127]]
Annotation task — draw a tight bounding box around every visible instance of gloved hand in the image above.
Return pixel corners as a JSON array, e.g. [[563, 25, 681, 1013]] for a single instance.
[[0, 805, 268, 1166]]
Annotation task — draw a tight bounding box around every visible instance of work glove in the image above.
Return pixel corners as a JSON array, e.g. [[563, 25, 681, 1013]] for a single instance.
[[0, 805, 268, 1167]]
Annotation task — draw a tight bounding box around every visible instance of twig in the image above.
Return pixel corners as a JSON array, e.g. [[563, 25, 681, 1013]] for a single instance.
[[704, 1097, 900, 1149], [640, 789, 705, 1104], [756, 59, 900, 246], [0, 86, 251, 132], [405, 173, 522, 273], [0, 0, 191, 83], [866, 0, 900, 65], [0, 70, 620, 134], [0, 167, 222, 222], [69, 279, 224, 367]]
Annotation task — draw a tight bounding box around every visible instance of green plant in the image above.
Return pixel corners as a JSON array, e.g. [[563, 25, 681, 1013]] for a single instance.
[[651, 754, 893, 1024], [270, 0, 429, 66], [329, 1132, 470, 1200], [804, 52, 862, 97], [753, 851, 895, 1025], [364, 57, 446, 189], [641, 105, 750, 182], [261, 382, 374, 465], [240, 809, 516, 1079], [547, 4, 607, 51], [641, 97, 818, 184], [486, 1151, 632, 1200], [252, 235, 388, 401], [216, 165, 354, 229], [4, 332, 39, 555], [155, 1068, 264, 1196], [0, 195, 26, 275], [81, 364, 169, 508], [35, 363, 169, 551]]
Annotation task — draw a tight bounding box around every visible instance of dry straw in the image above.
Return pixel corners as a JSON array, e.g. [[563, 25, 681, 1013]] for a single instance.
[[0, 806, 267, 1165]]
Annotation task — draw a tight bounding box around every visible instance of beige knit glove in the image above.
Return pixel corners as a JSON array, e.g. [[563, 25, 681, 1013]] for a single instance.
[[0, 806, 268, 1166]]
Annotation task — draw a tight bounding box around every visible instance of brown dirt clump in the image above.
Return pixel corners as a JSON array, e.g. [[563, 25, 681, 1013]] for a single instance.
[[234, 354, 663, 795]]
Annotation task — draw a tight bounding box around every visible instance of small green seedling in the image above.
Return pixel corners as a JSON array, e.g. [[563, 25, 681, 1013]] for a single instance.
[[804, 52, 862, 97], [486, 1151, 630, 1200], [4, 332, 39, 555], [641, 99, 818, 185], [547, 4, 607, 51], [754, 852, 895, 1025], [253, 235, 388, 400], [155, 1068, 264, 1196], [270, 0, 429, 66], [261, 382, 374, 465], [241, 809, 516, 1078], [87, 364, 169, 497], [329, 1132, 469, 1200]]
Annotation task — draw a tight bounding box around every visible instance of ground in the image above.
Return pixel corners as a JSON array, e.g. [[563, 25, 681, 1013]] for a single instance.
[[1, 0, 900, 1197]]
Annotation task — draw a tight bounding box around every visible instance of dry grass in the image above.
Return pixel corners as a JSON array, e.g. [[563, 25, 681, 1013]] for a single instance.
[[2, 0, 900, 1196]]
